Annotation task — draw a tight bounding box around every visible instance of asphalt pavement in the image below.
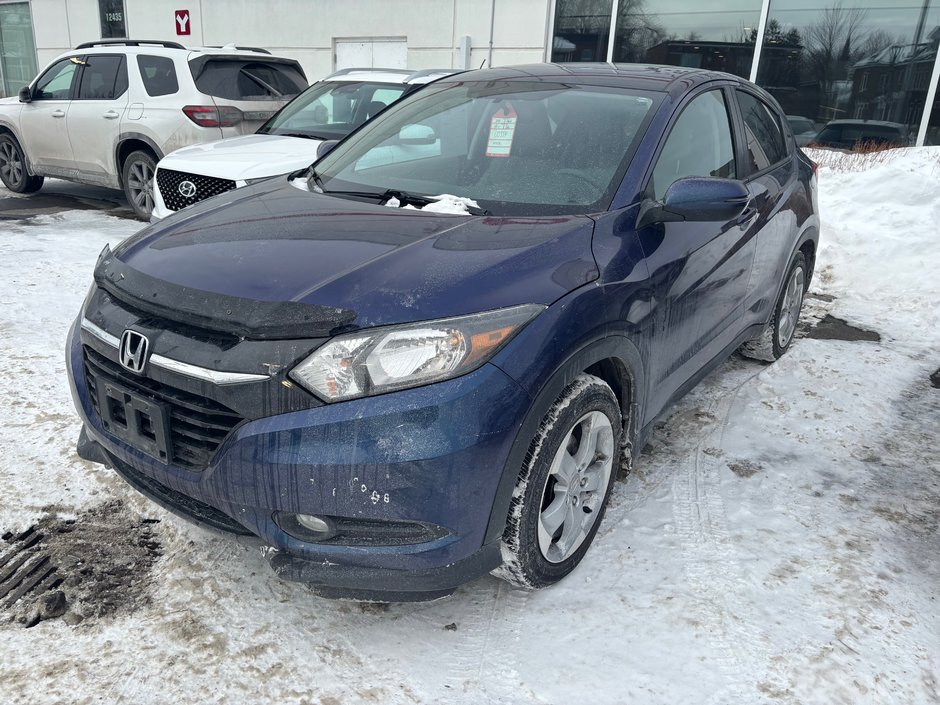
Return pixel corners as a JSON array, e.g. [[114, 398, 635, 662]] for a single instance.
[[0, 179, 138, 222]]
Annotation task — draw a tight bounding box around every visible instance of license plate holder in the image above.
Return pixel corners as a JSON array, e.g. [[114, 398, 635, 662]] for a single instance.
[[97, 381, 172, 463]]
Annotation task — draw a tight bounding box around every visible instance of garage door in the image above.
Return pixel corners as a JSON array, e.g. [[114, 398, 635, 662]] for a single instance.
[[334, 38, 407, 70]]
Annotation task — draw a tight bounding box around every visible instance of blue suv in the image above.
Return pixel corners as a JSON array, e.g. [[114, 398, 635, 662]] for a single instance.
[[67, 63, 818, 600]]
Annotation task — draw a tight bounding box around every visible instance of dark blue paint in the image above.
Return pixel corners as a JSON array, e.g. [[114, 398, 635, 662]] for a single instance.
[[66, 63, 819, 594]]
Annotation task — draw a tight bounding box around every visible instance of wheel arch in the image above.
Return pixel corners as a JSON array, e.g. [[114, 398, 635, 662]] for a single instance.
[[484, 335, 645, 545], [114, 133, 164, 181], [797, 227, 818, 287], [0, 121, 37, 175]]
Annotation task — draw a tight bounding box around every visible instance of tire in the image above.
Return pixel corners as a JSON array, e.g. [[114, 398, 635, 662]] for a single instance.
[[740, 251, 807, 362], [0, 134, 44, 194], [121, 149, 157, 219], [494, 374, 622, 589]]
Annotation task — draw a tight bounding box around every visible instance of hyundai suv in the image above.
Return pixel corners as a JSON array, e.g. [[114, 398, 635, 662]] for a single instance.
[[0, 39, 306, 218], [67, 63, 818, 601], [151, 68, 452, 220]]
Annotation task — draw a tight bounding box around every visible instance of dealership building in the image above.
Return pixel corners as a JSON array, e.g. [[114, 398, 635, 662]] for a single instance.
[[1, 0, 938, 145]]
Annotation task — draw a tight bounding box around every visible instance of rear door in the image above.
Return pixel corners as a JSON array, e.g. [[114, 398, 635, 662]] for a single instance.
[[732, 89, 797, 324], [19, 57, 81, 171], [638, 86, 757, 421], [66, 53, 129, 184], [188, 56, 308, 135]]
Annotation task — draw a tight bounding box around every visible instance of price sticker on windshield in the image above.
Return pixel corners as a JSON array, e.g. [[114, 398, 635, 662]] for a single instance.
[[486, 104, 518, 158]]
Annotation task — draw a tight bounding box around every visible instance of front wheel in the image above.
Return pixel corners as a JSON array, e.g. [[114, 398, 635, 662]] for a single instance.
[[0, 134, 44, 193], [494, 374, 622, 589], [740, 251, 807, 362], [122, 150, 157, 219]]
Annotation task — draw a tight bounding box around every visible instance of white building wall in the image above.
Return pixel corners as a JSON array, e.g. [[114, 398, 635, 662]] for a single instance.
[[27, 0, 551, 79]]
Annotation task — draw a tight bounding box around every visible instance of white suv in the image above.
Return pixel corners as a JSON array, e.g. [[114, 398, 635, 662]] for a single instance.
[[150, 68, 452, 220], [0, 39, 307, 218]]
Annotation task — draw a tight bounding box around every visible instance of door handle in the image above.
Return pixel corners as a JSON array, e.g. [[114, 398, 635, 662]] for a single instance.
[[103, 110, 120, 120], [52, 110, 65, 118]]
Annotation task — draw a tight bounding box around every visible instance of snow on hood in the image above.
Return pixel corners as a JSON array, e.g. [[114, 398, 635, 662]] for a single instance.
[[159, 133, 322, 182], [385, 194, 482, 215]]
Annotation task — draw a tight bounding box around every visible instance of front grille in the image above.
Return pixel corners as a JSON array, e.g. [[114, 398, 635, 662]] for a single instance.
[[83, 346, 244, 470], [156, 168, 236, 212]]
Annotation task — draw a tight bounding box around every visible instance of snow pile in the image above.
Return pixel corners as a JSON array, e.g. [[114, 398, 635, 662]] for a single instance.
[[809, 146, 940, 348], [385, 193, 480, 214]]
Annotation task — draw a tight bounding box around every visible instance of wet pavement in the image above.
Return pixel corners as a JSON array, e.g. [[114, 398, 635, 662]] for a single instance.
[[0, 180, 138, 222]]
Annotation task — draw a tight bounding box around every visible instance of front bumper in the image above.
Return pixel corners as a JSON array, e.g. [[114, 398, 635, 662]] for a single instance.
[[67, 317, 529, 597]]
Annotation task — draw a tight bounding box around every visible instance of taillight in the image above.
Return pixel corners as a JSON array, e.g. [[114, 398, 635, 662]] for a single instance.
[[182, 105, 243, 128]]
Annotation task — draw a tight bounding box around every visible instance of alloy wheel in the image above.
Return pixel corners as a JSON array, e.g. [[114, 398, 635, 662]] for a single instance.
[[0, 141, 24, 188], [127, 160, 155, 214], [537, 410, 615, 563], [777, 266, 805, 349]]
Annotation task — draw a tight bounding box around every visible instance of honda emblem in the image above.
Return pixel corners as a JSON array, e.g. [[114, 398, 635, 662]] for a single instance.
[[119, 330, 150, 374]]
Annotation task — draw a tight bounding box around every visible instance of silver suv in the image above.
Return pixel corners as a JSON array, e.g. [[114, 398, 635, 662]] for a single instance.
[[0, 39, 307, 218]]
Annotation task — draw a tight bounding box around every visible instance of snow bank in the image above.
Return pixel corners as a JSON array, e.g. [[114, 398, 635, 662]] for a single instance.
[[810, 146, 940, 349]]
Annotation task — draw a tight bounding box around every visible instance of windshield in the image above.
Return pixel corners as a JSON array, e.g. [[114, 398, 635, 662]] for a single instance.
[[258, 80, 408, 140], [312, 80, 660, 216]]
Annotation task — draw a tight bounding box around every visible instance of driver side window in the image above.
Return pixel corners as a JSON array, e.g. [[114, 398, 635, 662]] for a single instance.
[[650, 90, 736, 200], [34, 58, 80, 101]]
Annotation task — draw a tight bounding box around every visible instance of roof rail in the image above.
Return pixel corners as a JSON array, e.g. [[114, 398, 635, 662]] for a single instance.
[[205, 45, 272, 54], [325, 67, 412, 79], [403, 68, 452, 80], [74, 39, 186, 50]]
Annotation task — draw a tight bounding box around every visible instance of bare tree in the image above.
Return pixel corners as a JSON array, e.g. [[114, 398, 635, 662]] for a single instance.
[[802, 2, 870, 117]]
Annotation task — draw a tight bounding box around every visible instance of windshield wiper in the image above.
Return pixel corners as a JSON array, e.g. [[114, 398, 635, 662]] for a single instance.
[[304, 182, 490, 215], [276, 131, 331, 140]]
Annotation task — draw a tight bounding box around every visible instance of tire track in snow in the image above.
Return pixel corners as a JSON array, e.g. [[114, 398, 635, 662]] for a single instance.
[[669, 361, 775, 705]]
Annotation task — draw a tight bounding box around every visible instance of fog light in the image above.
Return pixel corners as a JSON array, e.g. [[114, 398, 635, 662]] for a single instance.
[[296, 514, 330, 533], [274, 511, 336, 542]]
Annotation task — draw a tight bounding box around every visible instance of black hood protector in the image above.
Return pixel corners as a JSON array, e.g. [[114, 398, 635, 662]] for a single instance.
[[94, 246, 356, 340]]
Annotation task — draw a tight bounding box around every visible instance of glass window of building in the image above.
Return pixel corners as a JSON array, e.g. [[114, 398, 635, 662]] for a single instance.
[[756, 0, 940, 149], [551, 0, 614, 62], [613, 0, 764, 77], [0, 2, 38, 98]]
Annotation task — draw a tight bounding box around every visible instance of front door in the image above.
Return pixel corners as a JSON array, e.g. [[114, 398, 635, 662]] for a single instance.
[[638, 87, 757, 422], [19, 57, 80, 171]]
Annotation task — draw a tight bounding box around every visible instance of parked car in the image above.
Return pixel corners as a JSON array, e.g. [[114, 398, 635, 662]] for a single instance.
[[67, 63, 818, 600], [786, 115, 819, 147], [151, 67, 452, 220], [811, 119, 911, 150], [0, 39, 307, 218]]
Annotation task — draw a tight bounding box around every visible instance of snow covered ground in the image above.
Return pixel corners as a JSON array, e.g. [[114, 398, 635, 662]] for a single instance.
[[0, 150, 938, 704]]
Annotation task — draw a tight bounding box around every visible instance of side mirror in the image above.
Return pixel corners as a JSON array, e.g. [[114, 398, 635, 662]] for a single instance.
[[316, 139, 339, 159], [637, 177, 749, 228], [18, 86, 32, 103], [398, 124, 436, 145]]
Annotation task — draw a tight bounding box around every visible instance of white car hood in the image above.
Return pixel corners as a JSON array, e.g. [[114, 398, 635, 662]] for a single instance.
[[158, 133, 323, 181]]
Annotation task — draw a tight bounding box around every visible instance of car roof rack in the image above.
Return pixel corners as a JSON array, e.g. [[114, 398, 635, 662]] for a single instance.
[[74, 39, 186, 50], [325, 67, 412, 79], [204, 45, 272, 54]]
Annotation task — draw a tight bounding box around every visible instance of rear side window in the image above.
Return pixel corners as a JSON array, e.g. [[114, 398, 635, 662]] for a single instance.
[[736, 91, 787, 172], [76, 55, 127, 100], [191, 59, 307, 101], [651, 90, 736, 200], [137, 55, 179, 97]]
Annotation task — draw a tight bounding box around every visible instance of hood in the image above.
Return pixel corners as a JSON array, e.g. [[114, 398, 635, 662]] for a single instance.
[[110, 179, 598, 334], [160, 134, 322, 181]]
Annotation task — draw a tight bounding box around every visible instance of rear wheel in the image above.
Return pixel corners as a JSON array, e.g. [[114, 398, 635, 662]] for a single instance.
[[122, 150, 157, 219], [494, 374, 622, 589], [740, 251, 807, 362], [0, 134, 44, 193]]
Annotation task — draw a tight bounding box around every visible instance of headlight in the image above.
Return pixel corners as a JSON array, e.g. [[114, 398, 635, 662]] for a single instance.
[[290, 304, 544, 401]]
